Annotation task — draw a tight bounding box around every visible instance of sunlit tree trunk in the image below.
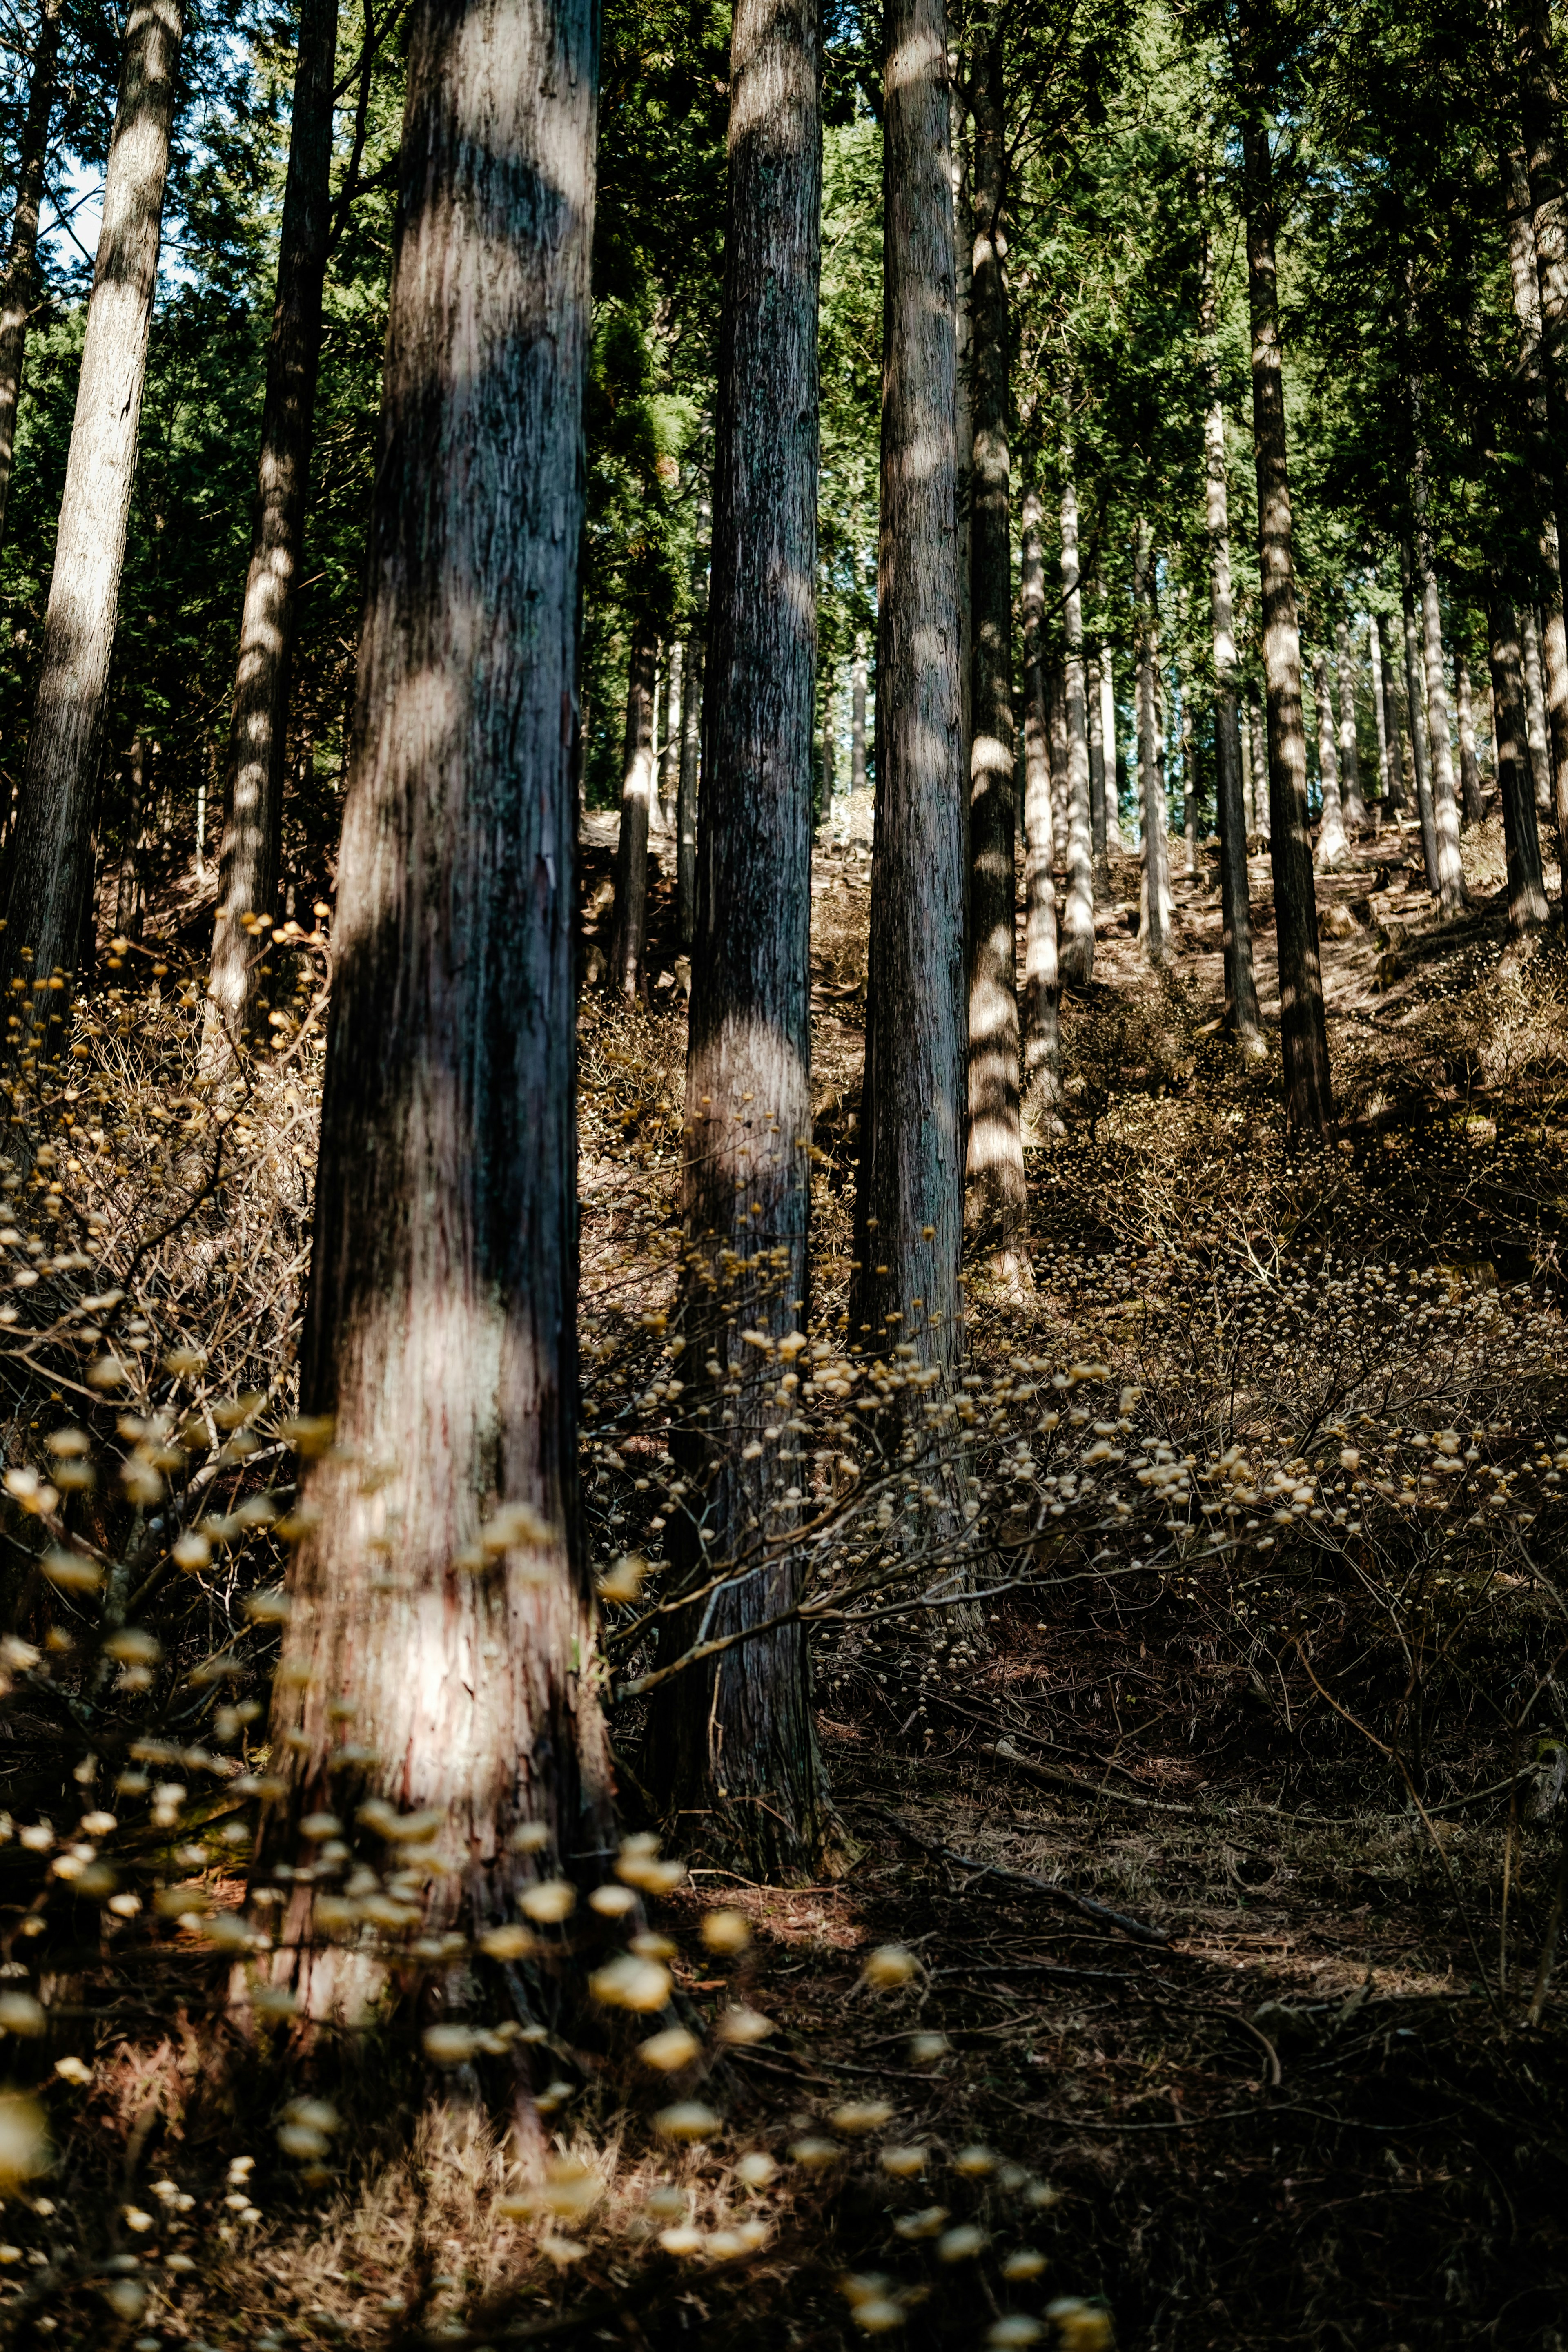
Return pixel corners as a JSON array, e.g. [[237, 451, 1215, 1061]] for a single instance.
[[961, 20, 1027, 1280], [1020, 482, 1061, 1140], [609, 624, 655, 1000], [261, 0, 612, 2015], [852, 0, 964, 1369], [1100, 638, 1122, 852], [1132, 518, 1170, 959], [676, 631, 700, 950], [1373, 613, 1402, 811], [1312, 645, 1350, 868], [2, 0, 185, 986], [1336, 618, 1368, 825], [1059, 464, 1095, 981], [644, 0, 826, 1878], [0, 0, 62, 557], [1454, 647, 1484, 822], [1489, 591, 1548, 930], [1242, 110, 1332, 1136], [1408, 370, 1465, 913], [204, 0, 337, 1068], [1522, 605, 1555, 815], [851, 632, 867, 792], [1399, 540, 1440, 889], [1201, 249, 1261, 1042]]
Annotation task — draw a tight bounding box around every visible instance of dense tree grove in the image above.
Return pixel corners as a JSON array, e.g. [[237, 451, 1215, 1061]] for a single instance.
[[3, 0, 1568, 2342]]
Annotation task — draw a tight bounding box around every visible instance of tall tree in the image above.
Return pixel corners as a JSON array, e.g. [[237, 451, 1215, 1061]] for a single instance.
[[658, 639, 682, 827], [1408, 363, 1465, 914], [1241, 98, 1332, 1135], [643, 0, 825, 1876], [1311, 644, 1350, 868], [851, 633, 867, 791], [853, 0, 964, 1362], [263, 0, 611, 2000], [1374, 611, 1404, 811], [1454, 645, 1484, 822], [1132, 517, 1170, 956], [963, 20, 1028, 1281], [1489, 591, 1548, 930], [1020, 480, 1061, 1138], [1368, 610, 1393, 807], [1336, 618, 1368, 825], [1501, 128, 1568, 870], [608, 625, 655, 999], [203, 0, 339, 1068], [1201, 223, 1262, 1045], [1099, 637, 1122, 851], [1059, 461, 1095, 984], [1516, 0, 1568, 905], [2, 0, 186, 985], [676, 630, 700, 949], [1399, 539, 1439, 887], [0, 0, 63, 558]]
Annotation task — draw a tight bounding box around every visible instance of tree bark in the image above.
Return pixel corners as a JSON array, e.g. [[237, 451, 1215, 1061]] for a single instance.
[[821, 665, 837, 805], [1399, 539, 1440, 887], [1311, 644, 1350, 868], [676, 630, 700, 949], [851, 632, 867, 792], [203, 0, 338, 1069], [1086, 633, 1107, 861], [1241, 111, 1332, 1137], [263, 0, 612, 2013], [1489, 590, 1549, 930], [1179, 654, 1197, 873], [643, 0, 825, 1878], [1132, 517, 1170, 958], [609, 623, 655, 999], [1201, 239, 1261, 1042], [1373, 613, 1402, 810], [1517, 0, 1568, 906], [659, 638, 682, 829], [1409, 376, 1465, 913], [853, 0, 964, 1369], [1521, 604, 1555, 815], [2, 0, 184, 987], [1238, 673, 1257, 833], [961, 21, 1027, 1280], [1058, 462, 1095, 983], [1020, 482, 1061, 1139], [1099, 638, 1122, 852], [1336, 618, 1368, 825], [1502, 135, 1568, 853], [1454, 646, 1484, 822], [0, 0, 63, 557]]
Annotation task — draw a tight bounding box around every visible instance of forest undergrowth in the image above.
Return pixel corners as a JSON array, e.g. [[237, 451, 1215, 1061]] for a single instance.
[[0, 832, 1566, 2350]]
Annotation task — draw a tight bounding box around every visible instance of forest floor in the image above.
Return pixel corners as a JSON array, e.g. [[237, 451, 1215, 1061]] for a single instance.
[[3, 805, 1568, 2352]]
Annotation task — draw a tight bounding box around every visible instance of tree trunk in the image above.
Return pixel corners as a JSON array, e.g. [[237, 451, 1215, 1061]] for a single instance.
[[643, 0, 825, 1879], [1455, 647, 1484, 822], [1086, 635, 1107, 861], [1201, 239, 1261, 1043], [853, 0, 964, 1368], [659, 638, 682, 829], [1522, 604, 1555, 815], [609, 623, 655, 999], [1399, 539, 1440, 887], [1238, 672, 1257, 833], [262, 0, 612, 2017], [1518, 0, 1568, 909], [2, 0, 185, 986], [953, 109, 972, 836], [1409, 377, 1465, 913], [821, 666, 837, 806], [1179, 658, 1197, 873], [203, 0, 337, 1069], [962, 26, 1027, 1278], [1242, 112, 1332, 1137], [1373, 612, 1402, 809], [1489, 590, 1549, 930], [676, 631, 700, 949], [1132, 517, 1170, 958], [1247, 680, 1270, 842], [1058, 462, 1095, 983], [1020, 483, 1061, 1140], [851, 632, 867, 792], [1502, 134, 1568, 857], [1336, 618, 1368, 825], [1311, 644, 1350, 868], [0, 0, 63, 557], [1100, 639, 1123, 852]]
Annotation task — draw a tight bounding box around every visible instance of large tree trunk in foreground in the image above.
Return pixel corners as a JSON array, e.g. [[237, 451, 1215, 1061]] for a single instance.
[[644, 0, 825, 1878], [1311, 644, 1350, 869], [1399, 540, 1440, 887], [1336, 618, 1368, 825], [204, 0, 338, 1068], [1242, 112, 1332, 1137], [1489, 590, 1549, 930], [1059, 465, 1095, 984], [1020, 483, 1061, 1139], [609, 623, 655, 1000], [0, 0, 62, 557], [1201, 234, 1261, 1043], [2, 0, 184, 986], [1133, 519, 1170, 959], [263, 0, 611, 2018], [853, 0, 964, 1364]]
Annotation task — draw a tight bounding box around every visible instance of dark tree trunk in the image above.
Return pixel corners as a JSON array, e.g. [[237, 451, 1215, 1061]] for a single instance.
[[204, 0, 338, 1068], [1503, 132, 1568, 872], [1312, 644, 1350, 869], [676, 629, 700, 950], [1518, 0, 1568, 905], [1246, 679, 1270, 840], [1133, 518, 1170, 957], [2, 0, 184, 987], [962, 25, 1027, 1279], [644, 0, 825, 1878], [263, 0, 612, 2012], [1455, 647, 1484, 822], [1201, 227, 1261, 1043], [853, 0, 964, 1366], [1489, 590, 1548, 930], [0, 0, 62, 556], [1059, 462, 1095, 982], [1336, 618, 1368, 825], [1374, 613, 1403, 810], [609, 623, 655, 999], [1398, 539, 1440, 887], [851, 633, 867, 792], [1019, 482, 1060, 1139], [1241, 111, 1333, 1137]]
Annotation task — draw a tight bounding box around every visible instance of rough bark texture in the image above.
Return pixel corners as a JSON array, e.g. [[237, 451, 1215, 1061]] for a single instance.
[[1100, 642, 1122, 852], [853, 0, 964, 1369], [1336, 618, 1368, 825], [851, 633, 867, 791], [1410, 398, 1465, 914], [1502, 136, 1568, 852], [1020, 484, 1061, 1139], [1455, 648, 1484, 822], [1059, 465, 1095, 984], [264, 0, 612, 2016], [1522, 604, 1555, 815], [676, 629, 700, 949], [1132, 518, 1170, 959], [1489, 590, 1549, 930], [1373, 613, 1401, 809], [1242, 112, 1332, 1137], [1399, 541, 1440, 888], [3, 0, 184, 985], [1518, 0, 1568, 904], [609, 623, 655, 1000], [643, 0, 825, 1878], [0, 0, 62, 557], [960, 27, 1027, 1277], [204, 0, 338, 1068], [1311, 645, 1350, 869], [1201, 247, 1261, 1043]]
